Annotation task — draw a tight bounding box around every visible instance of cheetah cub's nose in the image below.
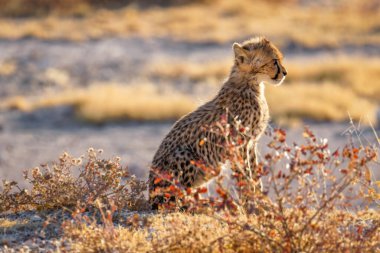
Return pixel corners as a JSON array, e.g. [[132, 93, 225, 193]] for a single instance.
[[283, 70, 287, 76]]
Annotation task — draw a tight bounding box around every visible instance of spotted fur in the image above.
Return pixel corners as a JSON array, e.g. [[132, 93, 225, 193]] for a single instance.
[[149, 37, 287, 209]]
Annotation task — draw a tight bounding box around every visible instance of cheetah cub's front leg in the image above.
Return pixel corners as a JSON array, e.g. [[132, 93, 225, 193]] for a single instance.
[[149, 147, 206, 210]]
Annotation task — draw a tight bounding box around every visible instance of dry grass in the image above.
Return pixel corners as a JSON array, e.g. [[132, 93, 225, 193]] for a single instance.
[[0, 219, 27, 229], [62, 210, 380, 252], [148, 59, 231, 85], [267, 83, 377, 124], [63, 213, 230, 252], [149, 56, 380, 100], [1, 82, 197, 123], [287, 57, 380, 101], [1, 57, 379, 124], [151, 56, 380, 124], [0, 60, 16, 76], [0, 0, 378, 48], [1, 126, 379, 251]]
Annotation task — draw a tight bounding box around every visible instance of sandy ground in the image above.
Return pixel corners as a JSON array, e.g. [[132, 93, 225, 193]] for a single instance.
[[0, 37, 379, 187]]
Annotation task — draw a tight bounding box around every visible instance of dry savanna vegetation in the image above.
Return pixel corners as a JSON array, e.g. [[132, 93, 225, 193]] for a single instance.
[[1, 82, 197, 123], [1, 121, 379, 252], [0, 0, 379, 49], [1, 56, 379, 124], [0, 0, 378, 125]]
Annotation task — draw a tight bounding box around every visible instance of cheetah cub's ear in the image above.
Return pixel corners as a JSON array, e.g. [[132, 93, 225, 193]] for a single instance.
[[233, 43, 248, 65]]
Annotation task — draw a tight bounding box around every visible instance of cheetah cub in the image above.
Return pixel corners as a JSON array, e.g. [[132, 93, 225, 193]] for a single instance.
[[149, 37, 287, 210]]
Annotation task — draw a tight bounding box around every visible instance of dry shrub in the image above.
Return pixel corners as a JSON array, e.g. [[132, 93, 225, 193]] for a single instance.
[[0, 118, 379, 251], [0, 148, 148, 213], [60, 119, 380, 252], [147, 119, 380, 251]]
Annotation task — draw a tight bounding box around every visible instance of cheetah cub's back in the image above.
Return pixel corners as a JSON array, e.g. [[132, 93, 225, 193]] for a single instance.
[[149, 36, 287, 210]]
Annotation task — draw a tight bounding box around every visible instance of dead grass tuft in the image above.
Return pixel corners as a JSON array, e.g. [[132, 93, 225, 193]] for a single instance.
[[0, 60, 17, 76], [1, 82, 197, 123], [267, 83, 377, 123], [148, 59, 230, 85], [287, 57, 380, 101], [0, 0, 378, 48]]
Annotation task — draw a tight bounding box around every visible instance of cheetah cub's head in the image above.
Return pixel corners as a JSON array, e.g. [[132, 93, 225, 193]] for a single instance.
[[233, 37, 287, 86]]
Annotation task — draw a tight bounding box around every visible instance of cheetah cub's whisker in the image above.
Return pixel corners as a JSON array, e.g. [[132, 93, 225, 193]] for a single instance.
[[149, 36, 287, 210]]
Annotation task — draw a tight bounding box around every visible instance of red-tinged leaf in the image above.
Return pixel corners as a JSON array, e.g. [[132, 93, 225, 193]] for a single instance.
[[332, 149, 339, 157], [153, 178, 162, 185], [275, 215, 284, 222], [239, 127, 245, 133], [237, 181, 247, 187], [164, 193, 171, 198], [190, 160, 196, 165], [278, 135, 286, 143], [340, 169, 348, 174], [197, 187, 208, 194], [168, 185, 176, 192], [186, 188, 192, 195], [304, 167, 313, 175], [277, 128, 286, 137], [357, 225, 363, 235], [317, 153, 324, 159], [216, 188, 227, 198], [236, 138, 244, 145], [269, 230, 276, 238], [106, 211, 112, 222]]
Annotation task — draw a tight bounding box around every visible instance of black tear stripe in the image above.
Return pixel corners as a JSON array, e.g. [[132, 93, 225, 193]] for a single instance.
[[273, 62, 280, 80]]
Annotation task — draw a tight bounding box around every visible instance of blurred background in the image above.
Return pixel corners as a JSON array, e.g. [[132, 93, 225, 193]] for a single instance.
[[0, 0, 379, 185]]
